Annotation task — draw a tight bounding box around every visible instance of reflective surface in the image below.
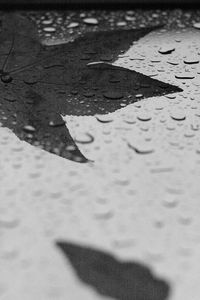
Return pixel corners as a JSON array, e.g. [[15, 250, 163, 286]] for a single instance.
[[1, 9, 200, 300]]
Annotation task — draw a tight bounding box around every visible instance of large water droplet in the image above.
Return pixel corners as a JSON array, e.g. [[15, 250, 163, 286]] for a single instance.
[[67, 22, 79, 28], [193, 22, 200, 29], [42, 19, 53, 25], [23, 125, 36, 133], [43, 26, 56, 33], [170, 109, 186, 121], [74, 132, 94, 144], [83, 18, 99, 25], [184, 56, 199, 65], [159, 46, 175, 55], [175, 72, 195, 79], [137, 111, 152, 122]]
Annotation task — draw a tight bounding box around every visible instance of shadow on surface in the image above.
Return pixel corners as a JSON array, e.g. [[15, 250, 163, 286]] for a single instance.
[[0, 14, 182, 162], [57, 241, 170, 300]]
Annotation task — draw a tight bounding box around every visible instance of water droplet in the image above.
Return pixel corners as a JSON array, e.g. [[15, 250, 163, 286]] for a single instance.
[[159, 46, 175, 55], [127, 141, 154, 154], [67, 22, 79, 28], [175, 72, 195, 79], [42, 19, 53, 25], [43, 26, 56, 33], [82, 91, 95, 98], [125, 15, 136, 21], [23, 125, 36, 133], [167, 59, 179, 65], [74, 132, 94, 144], [93, 204, 113, 220], [137, 111, 152, 122], [123, 115, 137, 124], [83, 18, 99, 25], [96, 115, 113, 123], [193, 22, 200, 29], [151, 58, 161, 63], [184, 129, 195, 138], [87, 61, 104, 67], [165, 94, 176, 100], [184, 56, 199, 64], [49, 117, 65, 127], [117, 21, 127, 27], [170, 109, 186, 121], [103, 91, 124, 100], [135, 94, 143, 99]]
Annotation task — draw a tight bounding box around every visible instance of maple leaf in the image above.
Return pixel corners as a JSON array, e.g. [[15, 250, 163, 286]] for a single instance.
[[0, 14, 182, 162], [56, 241, 170, 300]]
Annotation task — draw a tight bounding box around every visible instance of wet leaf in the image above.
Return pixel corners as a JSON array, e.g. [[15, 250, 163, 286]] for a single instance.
[[0, 14, 182, 162], [56, 241, 170, 300]]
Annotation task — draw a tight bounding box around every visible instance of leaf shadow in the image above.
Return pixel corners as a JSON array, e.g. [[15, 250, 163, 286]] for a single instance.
[[56, 241, 170, 300]]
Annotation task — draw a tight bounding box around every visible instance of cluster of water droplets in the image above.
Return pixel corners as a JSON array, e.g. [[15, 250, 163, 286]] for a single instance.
[[2, 9, 200, 300], [27, 9, 200, 44], [61, 23, 200, 300]]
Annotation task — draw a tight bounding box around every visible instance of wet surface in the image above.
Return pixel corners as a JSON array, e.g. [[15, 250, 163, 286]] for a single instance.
[[1, 8, 200, 300], [0, 14, 181, 163]]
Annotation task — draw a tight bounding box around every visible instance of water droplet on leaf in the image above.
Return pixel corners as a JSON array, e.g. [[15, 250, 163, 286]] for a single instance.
[[103, 91, 124, 100], [23, 125, 36, 133], [193, 22, 200, 29], [83, 18, 98, 25], [43, 26, 56, 33], [67, 22, 79, 28]]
